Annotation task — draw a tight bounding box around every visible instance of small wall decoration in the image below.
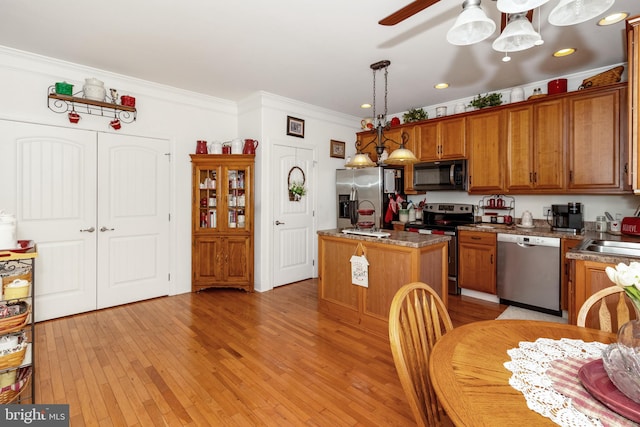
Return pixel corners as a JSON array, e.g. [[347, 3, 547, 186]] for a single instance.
[[287, 116, 305, 138], [287, 166, 307, 201], [330, 139, 345, 159], [350, 243, 369, 287]]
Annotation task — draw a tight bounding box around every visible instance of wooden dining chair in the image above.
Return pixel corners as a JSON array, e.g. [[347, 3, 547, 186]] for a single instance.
[[388, 282, 454, 427], [577, 286, 635, 332]]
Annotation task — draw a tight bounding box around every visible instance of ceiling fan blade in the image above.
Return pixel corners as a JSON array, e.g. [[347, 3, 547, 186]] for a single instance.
[[378, 0, 440, 26]]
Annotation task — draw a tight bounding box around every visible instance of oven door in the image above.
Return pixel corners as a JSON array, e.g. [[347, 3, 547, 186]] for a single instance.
[[418, 228, 459, 295]]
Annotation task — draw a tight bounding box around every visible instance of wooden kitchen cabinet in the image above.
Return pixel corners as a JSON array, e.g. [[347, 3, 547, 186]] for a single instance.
[[567, 85, 627, 193], [191, 154, 254, 292], [505, 100, 565, 192], [560, 239, 580, 311], [466, 110, 505, 194], [458, 230, 497, 294], [415, 116, 466, 161], [627, 16, 640, 192]]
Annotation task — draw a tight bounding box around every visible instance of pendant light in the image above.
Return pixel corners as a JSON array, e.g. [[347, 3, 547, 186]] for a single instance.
[[346, 60, 418, 168], [548, 0, 615, 26], [492, 12, 541, 52], [447, 0, 496, 46]]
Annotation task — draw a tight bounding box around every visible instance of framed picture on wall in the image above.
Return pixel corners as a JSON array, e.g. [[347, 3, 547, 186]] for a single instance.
[[287, 116, 305, 138], [330, 139, 345, 159]]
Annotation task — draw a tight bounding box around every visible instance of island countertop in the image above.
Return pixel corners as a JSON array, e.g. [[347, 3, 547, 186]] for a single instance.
[[317, 229, 451, 248]]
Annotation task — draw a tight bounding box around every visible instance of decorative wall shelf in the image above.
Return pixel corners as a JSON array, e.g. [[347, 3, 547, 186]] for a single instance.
[[47, 86, 137, 124]]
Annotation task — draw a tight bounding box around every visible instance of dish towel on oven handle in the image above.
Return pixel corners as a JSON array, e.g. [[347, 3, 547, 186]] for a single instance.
[[504, 338, 637, 427]]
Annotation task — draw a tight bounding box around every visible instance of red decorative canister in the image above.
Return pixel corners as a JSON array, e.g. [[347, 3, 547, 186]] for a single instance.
[[548, 79, 567, 95]]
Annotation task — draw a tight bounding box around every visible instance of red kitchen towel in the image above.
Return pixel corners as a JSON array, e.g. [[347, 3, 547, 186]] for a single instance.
[[546, 357, 637, 426]]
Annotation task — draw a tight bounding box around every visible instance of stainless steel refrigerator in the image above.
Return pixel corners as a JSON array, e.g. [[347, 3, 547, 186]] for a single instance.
[[336, 167, 404, 230]]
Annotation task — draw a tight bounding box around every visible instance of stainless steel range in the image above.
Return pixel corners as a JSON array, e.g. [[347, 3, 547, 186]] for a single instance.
[[405, 203, 475, 295]]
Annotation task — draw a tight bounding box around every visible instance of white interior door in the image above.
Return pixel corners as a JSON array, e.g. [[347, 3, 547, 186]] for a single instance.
[[96, 133, 170, 308], [0, 121, 171, 321], [272, 144, 314, 287], [0, 121, 98, 321]]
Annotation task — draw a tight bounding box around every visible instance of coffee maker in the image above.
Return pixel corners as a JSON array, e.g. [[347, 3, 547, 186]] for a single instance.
[[551, 203, 584, 233]]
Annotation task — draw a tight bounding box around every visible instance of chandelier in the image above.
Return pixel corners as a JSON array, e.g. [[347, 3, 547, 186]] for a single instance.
[[345, 60, 418, 168], [447, 0, 615, 53]]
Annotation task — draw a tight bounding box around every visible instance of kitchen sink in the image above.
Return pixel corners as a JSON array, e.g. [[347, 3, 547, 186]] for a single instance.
[[576, 239, 640, 258]]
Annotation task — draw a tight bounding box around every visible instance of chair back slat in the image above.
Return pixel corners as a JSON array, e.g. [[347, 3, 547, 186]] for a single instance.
[[577, 286, 636, 332], [389, 282, 454, 427]]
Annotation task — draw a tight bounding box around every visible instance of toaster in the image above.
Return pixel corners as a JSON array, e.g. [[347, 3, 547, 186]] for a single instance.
[[621, 217, 640, 236]]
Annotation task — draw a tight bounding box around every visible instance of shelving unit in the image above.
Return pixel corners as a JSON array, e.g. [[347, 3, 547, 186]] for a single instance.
[[47, 86, 137, 124], [0, 246, 36, 404], [479, 195, 515, 225]]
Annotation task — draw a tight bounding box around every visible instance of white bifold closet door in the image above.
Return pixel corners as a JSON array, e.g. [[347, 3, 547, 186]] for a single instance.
[[0, 120, 170, 321]]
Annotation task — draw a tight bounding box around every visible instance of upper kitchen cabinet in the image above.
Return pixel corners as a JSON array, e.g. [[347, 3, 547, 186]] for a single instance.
[[467, 109, 505, 194], [505, 100, 565, 192], [566, 84, 627, 193], [627, 16, 640, 193], [414, 116, 466, 162]]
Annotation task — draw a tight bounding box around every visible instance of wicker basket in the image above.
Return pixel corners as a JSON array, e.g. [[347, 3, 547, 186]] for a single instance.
[[0, 302, 30, 334], [579, 66, 624, 89], [0, 367, 31, 404], [0, 345, 27, 371], [3, 281, 30, 300]]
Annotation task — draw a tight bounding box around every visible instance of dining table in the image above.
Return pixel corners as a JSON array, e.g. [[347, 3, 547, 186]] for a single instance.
[[429, 319, 621, 426]]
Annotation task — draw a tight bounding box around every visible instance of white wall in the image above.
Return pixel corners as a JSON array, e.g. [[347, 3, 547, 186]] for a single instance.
[[0, 46, 238, 296], [238, 92, 358, 291]]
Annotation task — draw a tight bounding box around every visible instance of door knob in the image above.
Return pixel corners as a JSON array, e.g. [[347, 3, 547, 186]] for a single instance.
[[275, 220, 285, 225], [79, 227, 95, 233], [100, 226, 115, 232]]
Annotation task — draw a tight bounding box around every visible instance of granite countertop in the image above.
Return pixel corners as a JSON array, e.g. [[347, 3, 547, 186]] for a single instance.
[[317, 229, 450, 248], [455, 221, 640, 264], [457, 222, 586, 240]]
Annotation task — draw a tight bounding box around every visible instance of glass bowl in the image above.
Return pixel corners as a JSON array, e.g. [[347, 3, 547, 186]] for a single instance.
[[602, 319, 640, 404]]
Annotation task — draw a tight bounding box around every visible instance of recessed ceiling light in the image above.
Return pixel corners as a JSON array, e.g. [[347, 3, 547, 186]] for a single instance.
[[434, 83, 449, 89], [598, 12, 628, 26], [361, 103, 372, 109], [553, 48, 576, 57]]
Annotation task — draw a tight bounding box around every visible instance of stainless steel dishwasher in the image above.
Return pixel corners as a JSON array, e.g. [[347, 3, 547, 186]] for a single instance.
[[497, 233, 561, 315]]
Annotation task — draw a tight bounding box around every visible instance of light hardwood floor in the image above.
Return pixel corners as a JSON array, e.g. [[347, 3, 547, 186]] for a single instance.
[[34, 279, 506, 426]]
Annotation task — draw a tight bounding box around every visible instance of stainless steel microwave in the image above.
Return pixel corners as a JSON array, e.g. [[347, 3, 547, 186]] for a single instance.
[[413, 160, 467, 191]]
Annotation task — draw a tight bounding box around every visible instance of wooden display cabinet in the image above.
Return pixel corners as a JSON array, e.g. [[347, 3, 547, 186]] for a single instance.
[[191, 154, 254, 292]]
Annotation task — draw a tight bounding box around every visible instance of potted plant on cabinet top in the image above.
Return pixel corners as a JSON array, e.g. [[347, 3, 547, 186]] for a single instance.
[[402, 107, 428, 123], [468, 92, 503, 110]]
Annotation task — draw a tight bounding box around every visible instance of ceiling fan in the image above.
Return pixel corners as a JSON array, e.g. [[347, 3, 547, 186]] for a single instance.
[[378, 0, 532, 31], [378, 0, 440, 26]]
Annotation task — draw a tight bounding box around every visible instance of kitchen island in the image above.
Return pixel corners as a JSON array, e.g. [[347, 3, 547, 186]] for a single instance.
[[317, 229, 450, 337]]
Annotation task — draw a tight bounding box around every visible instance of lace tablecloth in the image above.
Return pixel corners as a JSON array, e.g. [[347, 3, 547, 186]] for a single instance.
[[504, 338, 639, 427]]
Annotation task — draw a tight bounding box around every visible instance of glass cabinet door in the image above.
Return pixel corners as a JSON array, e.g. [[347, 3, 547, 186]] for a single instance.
[[196, 167, 219, 230], [226, 167, 247, 230]]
